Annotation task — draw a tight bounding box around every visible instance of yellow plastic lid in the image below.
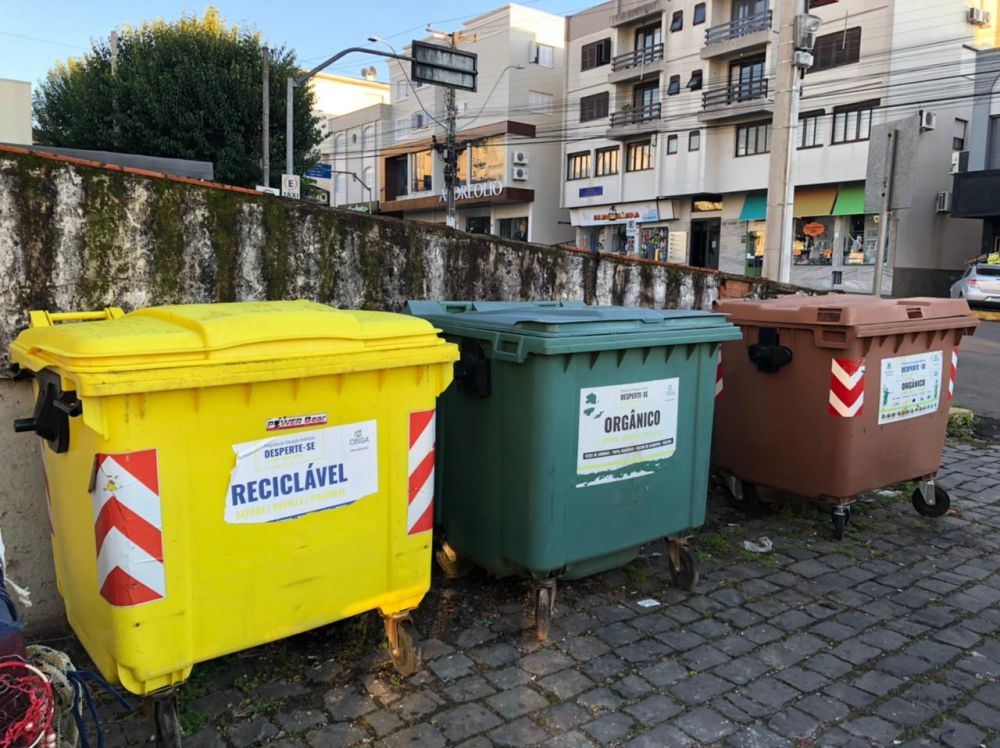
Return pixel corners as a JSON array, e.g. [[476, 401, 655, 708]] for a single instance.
[[12, 301, 449, 376]]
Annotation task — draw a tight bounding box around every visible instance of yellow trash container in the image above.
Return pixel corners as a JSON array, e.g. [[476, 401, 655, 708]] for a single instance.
[[10, 301, 456, 740]]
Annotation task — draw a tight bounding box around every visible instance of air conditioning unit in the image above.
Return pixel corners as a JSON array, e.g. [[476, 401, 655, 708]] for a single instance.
[[920, 110, 938, 131], [512, 165, 529, 181], [512, 150, 530, 166], [936, 190, 951, 213], [985, 10, 993, 25]]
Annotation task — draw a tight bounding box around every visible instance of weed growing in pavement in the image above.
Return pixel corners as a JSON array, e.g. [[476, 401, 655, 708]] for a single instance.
[[624, 562, 648, 586], [234, 670, 269, 693], [179, 710, 208, 736], [233, 699, 280, 719], [700, 534, 733, 555]]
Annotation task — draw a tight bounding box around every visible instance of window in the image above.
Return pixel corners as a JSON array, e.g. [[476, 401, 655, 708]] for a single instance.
[[362, 166, 374, 190], [411, 150, 432, 193], [498, 217, 529, 242], [529, 90, 554, 114], [666, 134, 679, 154], [531, 42, 554, 67], [798, 110, 824, 148], [456, 138, 505, 184], [832, 101, 875, 144], [386, 154, 408, 199], [580, 92, 610, 122], [581, 38, 612, 70], [688, 70, 703, 91], [667, 75, 681, 96], [953, 118, 968, 151], [334, 133, 346, 156], [626, 140, 652, 171], [808, 0, 839, 6], [689, 130, 701, 151], [633, 81, 659, 109], [842, 214, 880, 265], [729, 57, 766, 101], [567, 151, 591, 180], [671, 10, 683, 31], [393, 80, 409, 101], [334, 174, 347, 204], [811, 27, 862, 73], [595, 146, 619, 176], [635, 23, 661, 50], [410, 112, 428, 131], [735, 121, 771, 156], [693, 3, 707, 24], [794, 216, 836, 265], [362, 126, 375, 152], [466, 216, 491, 234], [393, 117, 409, 140]]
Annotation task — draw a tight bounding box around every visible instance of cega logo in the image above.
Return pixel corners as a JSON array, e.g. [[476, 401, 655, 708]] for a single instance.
[[349, 429, 370, 447]]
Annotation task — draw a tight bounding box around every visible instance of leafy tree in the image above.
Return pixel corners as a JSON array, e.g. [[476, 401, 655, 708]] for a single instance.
[[33, 8, 320, 187]]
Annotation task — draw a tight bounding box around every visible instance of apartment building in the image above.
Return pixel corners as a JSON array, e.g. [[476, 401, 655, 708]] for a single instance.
[[309, 74, 390, 210], [0, 79, 32, 144], [377, 5, 574, 244], [562, 0, 990, 294]]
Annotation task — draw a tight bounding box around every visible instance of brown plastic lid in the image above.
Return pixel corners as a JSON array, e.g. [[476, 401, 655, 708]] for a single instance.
[[715, 294, 974, 328]]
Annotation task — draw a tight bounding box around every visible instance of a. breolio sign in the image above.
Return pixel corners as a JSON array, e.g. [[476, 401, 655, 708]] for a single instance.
[[439, 180, 505, 203]]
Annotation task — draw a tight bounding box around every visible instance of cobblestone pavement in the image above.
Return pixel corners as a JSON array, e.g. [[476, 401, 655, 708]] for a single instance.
[[90, 441, 1000, 747]]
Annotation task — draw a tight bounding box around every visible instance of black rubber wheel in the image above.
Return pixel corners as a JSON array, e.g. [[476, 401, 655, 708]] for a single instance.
[[669, 546, 700, 591], [831, 507, 851, 541], [912, 485, 951, 517], [389, 619, 422, 677], [730, 479, 768, 515], [435, 544, 473, 579], [153, 695, 182, 748], [535, 587, 553, 642]]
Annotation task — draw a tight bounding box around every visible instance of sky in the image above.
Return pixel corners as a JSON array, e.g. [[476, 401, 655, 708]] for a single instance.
[[1, 0, 587, 88]]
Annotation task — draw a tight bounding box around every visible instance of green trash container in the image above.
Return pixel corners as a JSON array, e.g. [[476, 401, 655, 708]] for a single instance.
[[404, 300, 741, 639]]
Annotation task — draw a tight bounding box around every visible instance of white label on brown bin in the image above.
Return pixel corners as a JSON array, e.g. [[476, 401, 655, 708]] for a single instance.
[[577, 378, 679, 481], [878, 351, 943, 425]]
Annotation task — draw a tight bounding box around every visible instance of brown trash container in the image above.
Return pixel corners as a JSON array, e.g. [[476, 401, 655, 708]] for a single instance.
[[712, 295, 979, 539]]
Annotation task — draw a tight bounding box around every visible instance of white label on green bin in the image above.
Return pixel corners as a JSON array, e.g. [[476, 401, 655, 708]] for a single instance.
[[224, 420, 378, 523], [878, 351, 943, 425], [577, 378, 679, 479]]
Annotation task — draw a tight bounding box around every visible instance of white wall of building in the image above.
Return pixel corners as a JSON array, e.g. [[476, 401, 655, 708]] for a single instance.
[[0, 79, 32, 144]]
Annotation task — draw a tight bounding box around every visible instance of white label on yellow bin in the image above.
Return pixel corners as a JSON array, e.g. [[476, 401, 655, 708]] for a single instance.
[[577, 378, 679, 478], [224, 421, 378, 523], [878, 351, 943, 425]]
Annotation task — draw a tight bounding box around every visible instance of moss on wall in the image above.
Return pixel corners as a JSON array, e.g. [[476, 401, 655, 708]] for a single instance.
[[204, 189, 243, 301], [7, 157, 60, 312], [149, 180, 186, 303], [77, 169, 131, 307]]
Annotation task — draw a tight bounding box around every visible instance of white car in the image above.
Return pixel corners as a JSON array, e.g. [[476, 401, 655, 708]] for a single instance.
[[950, 263, 1000, 307]]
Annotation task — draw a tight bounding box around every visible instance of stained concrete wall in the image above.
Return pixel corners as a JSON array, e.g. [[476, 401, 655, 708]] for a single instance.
[[0, 148, 805, 633]]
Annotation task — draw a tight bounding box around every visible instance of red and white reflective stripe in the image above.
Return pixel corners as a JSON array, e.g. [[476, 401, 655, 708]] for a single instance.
[[948, 347, 959, 400], [91, 450, 165, 606], [715, 350, 724, 399], [407, 411, 435, 535], [828, 358, 865, 418]]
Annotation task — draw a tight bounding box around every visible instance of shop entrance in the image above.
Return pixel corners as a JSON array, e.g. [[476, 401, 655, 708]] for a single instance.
[[690, 219, 720, 269]]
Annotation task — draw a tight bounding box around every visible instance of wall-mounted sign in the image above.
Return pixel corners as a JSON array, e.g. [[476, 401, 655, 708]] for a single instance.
[[280, 174, 300, 199], [575, 201, 659, 227], [439, 180, 505, 202], [305, 163, 333, 179], [579, 186, 604, 198], [667, 231, 688, 264]]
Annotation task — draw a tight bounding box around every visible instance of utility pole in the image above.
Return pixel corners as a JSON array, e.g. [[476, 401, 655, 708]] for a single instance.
[[872, 128, 897, 296], [262, 46, 270, 187], [444, 33, 459, 229], [763, 1, 820, 283], [763, 0, 801, 284]]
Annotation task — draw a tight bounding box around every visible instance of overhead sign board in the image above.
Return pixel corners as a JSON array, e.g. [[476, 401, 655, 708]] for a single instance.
[[411, 40, 478, 92]]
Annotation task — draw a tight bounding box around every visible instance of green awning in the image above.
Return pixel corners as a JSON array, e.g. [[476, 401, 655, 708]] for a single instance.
[[739, 192, 767, 221], [832, 183, 866, 216]]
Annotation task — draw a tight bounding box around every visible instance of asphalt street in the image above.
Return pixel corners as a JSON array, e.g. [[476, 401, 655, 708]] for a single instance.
[[955, 320, 1000, 421]]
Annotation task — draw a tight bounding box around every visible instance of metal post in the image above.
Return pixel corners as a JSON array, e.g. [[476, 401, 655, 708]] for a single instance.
[[763, 0, 801, 283], [285, 76, 295, 179], [444, 32, 458, 229], [873, 128, 897, 296], [262, 46, 270, 187]]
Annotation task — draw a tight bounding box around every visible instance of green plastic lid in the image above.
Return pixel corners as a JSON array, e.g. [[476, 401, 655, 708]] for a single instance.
[[404, 300, 741, 362]]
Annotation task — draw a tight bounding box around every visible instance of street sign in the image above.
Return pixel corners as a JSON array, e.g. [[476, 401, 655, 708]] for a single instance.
[[625, 219, 638, 238], [281, 174, 301, 199], [411, 40, 477, 92], [305, 163, 332, 179]]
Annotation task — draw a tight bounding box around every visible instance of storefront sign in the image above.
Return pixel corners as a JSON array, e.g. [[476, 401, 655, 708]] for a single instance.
[[803, 221, 826, 237], [575, 201, 659, 227], [440, 180, 505, 202], [577, 378, 679, 481], [878, 352, 943, 425], [579, 186, 604, 198], [224, 421, 379, 523]]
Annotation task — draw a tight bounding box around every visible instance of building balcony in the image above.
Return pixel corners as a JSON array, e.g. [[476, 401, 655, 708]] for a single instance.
[[606, 102, 662, 139], [611, 0, 668, 27], [701, 10, 775, 59], [699, 79, 773, 122], [608, 44, 666, 84]]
